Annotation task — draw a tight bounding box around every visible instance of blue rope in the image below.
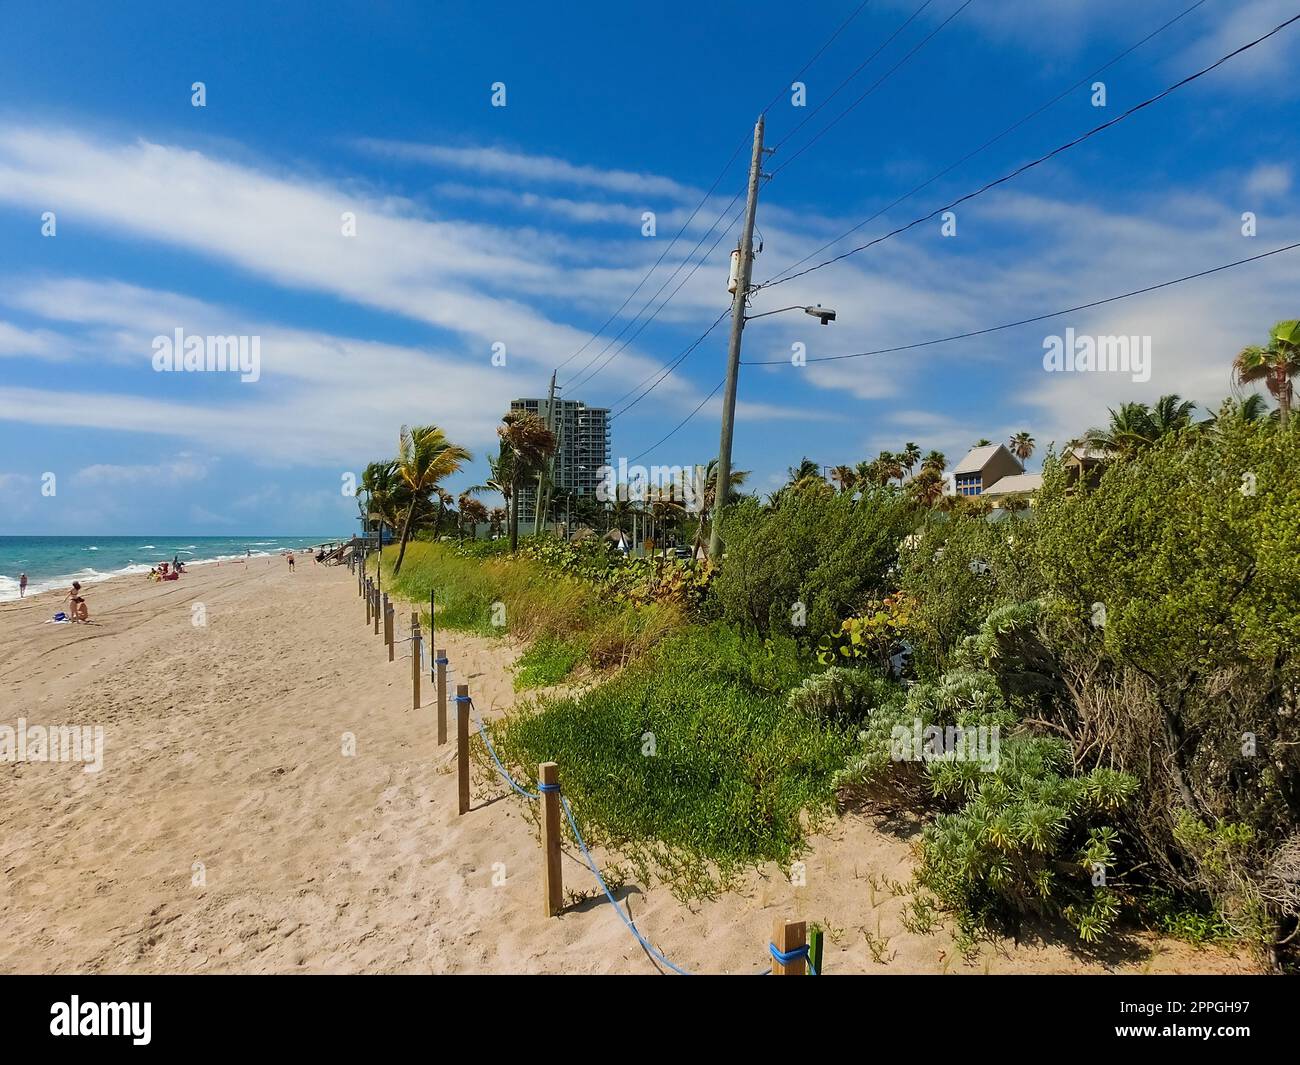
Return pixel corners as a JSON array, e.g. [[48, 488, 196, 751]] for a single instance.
[[467, 699, 541, 800], [464, 696, 772, 977], [558, 794, 693, 976], [769, 942, 817, 975], [435, 657, 449, 666]]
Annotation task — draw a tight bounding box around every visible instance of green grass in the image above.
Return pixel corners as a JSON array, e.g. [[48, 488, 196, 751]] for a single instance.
[[374, 540, 683, 666], [513, 635, 584, 690], [490, 623, 854, 896]]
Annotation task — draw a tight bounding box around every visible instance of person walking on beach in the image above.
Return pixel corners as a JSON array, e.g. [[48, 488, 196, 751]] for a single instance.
[[18, 573, 27, 597], [287, 553, 295, 573]]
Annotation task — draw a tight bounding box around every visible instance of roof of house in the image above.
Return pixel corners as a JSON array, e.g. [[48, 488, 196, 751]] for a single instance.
[[953, 443, 1023, 476], [983, 473, 1044, 496], [1065, 445, 1107, 463]]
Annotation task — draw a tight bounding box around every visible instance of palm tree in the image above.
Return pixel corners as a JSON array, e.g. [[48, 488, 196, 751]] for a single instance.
[[497, 411, 556, 552], [359, 460, 403, 543], [829, 464, 856, 494], [392, 425, 471, 575], [786, 457, 821, 488], [974, 438, 992, 448], [901, 442, 921, 479], [921, 449, 947, 475], [1081, 395, 1196, 459], [488, 507, 506, 540], [877, 450, 904, 486], [908, 467, 946, 507], [1009, 431, 1035, 464], [1205, 393, 1270, 432], [458, 494, 488, 539], [1234, 319, 1300, 428], [1148, 394, 1197, 436]]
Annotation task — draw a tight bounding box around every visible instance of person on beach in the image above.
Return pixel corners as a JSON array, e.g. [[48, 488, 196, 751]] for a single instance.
[[287, 553, 295, 572], [64, 581, 89, 622], [18, 573, 27, 597]]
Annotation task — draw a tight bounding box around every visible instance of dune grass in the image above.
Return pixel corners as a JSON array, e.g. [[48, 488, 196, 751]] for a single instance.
[[490, 624, 854, 896], [374, 541, 682, 680]]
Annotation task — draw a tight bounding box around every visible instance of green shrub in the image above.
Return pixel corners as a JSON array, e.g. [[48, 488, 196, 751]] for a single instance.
[[786, 665, 899, 724], [711, 488, 919, 642]]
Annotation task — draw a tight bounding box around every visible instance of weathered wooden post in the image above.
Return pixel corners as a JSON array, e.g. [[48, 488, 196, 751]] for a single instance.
[[770, 918, 807, 975], [372, 587, 381, 635], [456, 683, 470, 815], [435, 648, 448, 745], [540, 761, 563, 917], [411, 614, 421, 710], [364, 578, 372, 625]]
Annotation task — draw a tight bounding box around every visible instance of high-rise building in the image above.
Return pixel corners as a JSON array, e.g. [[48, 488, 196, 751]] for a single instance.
[[508, 397, 611, 527]]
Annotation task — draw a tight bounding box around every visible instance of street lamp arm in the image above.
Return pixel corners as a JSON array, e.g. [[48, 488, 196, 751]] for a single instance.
[[744, 304, 811, 321]]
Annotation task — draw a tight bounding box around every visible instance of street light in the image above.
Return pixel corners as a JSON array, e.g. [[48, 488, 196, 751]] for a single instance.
[[744, 303, 838, 326]]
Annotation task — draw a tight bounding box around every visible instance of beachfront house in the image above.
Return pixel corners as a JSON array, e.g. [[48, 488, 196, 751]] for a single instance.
[[952, 443, 1024, 497]]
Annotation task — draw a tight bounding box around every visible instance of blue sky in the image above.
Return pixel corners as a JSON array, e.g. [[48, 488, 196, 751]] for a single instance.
[[1, 0, 1297, 534]]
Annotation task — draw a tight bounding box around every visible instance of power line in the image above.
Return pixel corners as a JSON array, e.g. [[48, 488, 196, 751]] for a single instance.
[[758, 10, 1300, 291], [740, 241, 1300, 365], [770, 0, 974, 176], [628, 378, 727, 464], [761, 0, 877, 114], [563, 194, 742, 391], [597, 0, 972, 413], [770, 0, 936, 153], [610, 308, 731, 418], [760, 0, 1211, 287], [554, 0, 886, 379], [553, 137, 746, 373]]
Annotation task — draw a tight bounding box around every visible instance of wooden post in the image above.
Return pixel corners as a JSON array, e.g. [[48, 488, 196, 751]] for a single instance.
[[365, 579, 372, 624], [540, 761, 563, 917], [456, 683, 470, 815], [373, 587, 381, 635], [436, 648, 448, 745], [384, 595, 394, 661], [411, 615, 421, 709], [770, 918, 807, 975]]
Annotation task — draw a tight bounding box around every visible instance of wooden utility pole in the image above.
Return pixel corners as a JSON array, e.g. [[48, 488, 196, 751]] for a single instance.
[[709, 114, 766, 561]]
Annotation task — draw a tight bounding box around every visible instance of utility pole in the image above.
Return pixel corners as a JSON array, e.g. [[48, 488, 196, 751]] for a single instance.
[[709, 114, 766, 561]]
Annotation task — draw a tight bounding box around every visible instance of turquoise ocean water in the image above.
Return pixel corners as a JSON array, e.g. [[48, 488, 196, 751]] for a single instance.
[[0, 535, 344, 601]]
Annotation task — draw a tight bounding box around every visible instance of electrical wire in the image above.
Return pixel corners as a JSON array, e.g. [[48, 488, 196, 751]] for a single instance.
[[759, 0, 1211, 287], [741, 241, 1300, 365], [758, 10, 1300, 291]]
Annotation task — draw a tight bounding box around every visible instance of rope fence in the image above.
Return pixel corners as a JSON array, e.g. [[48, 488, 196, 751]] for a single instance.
[[349, 554, 815, 975]]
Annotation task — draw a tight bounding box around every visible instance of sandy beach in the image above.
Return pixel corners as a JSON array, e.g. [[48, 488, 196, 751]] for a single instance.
[[0, 558, 1255, 974]]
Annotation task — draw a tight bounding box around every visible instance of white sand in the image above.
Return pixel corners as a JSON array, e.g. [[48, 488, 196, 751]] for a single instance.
[[0, 558, 1254, 973]]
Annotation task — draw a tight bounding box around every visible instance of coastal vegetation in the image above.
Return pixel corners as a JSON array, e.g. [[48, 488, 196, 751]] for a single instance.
[[360, 326, 1300, 968]]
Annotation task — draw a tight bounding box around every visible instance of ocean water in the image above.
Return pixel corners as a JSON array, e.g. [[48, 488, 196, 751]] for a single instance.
[[0, 535, 345, 601]]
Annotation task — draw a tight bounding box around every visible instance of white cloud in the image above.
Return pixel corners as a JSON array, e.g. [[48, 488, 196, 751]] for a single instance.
[[1245, 163, 1292, 199], [73, 457, 210, 486], [356, 139, 694, 200]]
